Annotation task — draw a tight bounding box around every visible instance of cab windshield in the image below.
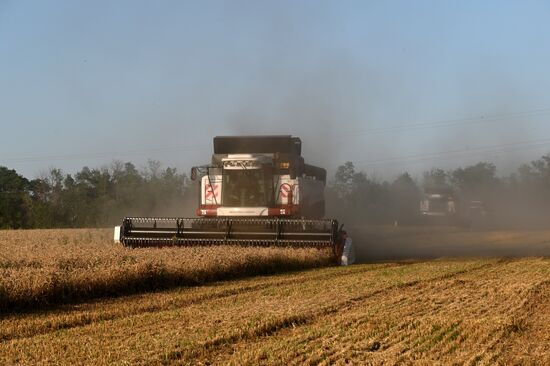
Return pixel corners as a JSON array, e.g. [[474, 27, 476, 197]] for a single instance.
[[222, 169, 273, 207], [428, 197, 448, 213]]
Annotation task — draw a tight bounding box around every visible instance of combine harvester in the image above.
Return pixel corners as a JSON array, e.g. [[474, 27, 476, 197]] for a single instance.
[[420, 187, 457, 223], [114, 135, 352, 263]]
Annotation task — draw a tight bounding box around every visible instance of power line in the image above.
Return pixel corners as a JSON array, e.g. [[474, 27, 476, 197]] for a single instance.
[[334, 107, 550, 136], [1, 144, 211, 164], [2, 106, 550, 166], [345, 137, 550, 168]]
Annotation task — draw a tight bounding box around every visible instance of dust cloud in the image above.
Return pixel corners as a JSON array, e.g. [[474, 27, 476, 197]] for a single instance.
[[350, 226, 550, 263], [80, 6, 550, 261], [215, 67, 550, 261]]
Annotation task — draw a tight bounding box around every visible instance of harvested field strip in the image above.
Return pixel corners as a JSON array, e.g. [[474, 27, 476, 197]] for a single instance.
[[0, 260, 495, 365], [162, 262, 494, 364], [497, 281, 550, 364], [0, 262, 402, 342], [153, 260, 503, 364], [189, 262, 500, 363], [203, 258, 548, 365], [0, 229, 333, 311], [465, 279, 550, 365]]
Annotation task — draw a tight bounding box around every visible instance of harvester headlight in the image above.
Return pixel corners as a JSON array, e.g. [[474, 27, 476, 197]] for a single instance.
[[279, 162, 290, 169]]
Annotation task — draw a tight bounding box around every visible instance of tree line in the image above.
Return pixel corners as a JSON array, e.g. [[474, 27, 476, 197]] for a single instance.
[[0, 161, 191, 229], [328, 155, 550, 227], [3, 154, 550, 229]]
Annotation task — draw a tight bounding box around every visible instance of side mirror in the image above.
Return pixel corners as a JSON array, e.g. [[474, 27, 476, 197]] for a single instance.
[[190, 167, 197, 181]]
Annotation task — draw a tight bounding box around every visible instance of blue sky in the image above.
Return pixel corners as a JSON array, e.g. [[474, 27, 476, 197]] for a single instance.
[[1, 0, 550, 180]]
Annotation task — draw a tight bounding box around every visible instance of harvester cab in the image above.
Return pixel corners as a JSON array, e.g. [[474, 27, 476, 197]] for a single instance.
[[114, 135, 349, 262], [195, 136, 325, 218]]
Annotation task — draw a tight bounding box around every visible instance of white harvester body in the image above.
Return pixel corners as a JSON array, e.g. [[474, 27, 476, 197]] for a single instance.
[[198, 152, 325, 218], [114, 135, 349, 264], [420, 193, 457, 217]]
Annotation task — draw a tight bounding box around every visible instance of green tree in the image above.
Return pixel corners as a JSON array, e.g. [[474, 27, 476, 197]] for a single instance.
[[422, 168, 449, 190], [390, 172, 420, 223], [333, 162, 355, 199], [451, 163, 497, 190], [0, 166, 31, 228]]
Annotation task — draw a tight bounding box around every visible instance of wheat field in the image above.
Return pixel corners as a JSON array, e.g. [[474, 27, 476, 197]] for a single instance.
[[0, 229, 333, 310], [0, 228, 548, 365]]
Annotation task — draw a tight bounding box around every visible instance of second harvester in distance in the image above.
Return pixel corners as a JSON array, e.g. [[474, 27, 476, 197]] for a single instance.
[[115, 135, 352, 262]]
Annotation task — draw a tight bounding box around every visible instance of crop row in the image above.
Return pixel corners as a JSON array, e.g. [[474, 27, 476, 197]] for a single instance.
[[0, 229, 333, 311]]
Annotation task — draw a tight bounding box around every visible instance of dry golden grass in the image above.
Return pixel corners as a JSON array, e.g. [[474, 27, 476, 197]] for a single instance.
[[0, 229, 333, 310], [1, 257, 548, 365], [0, 228, 548, 365]]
